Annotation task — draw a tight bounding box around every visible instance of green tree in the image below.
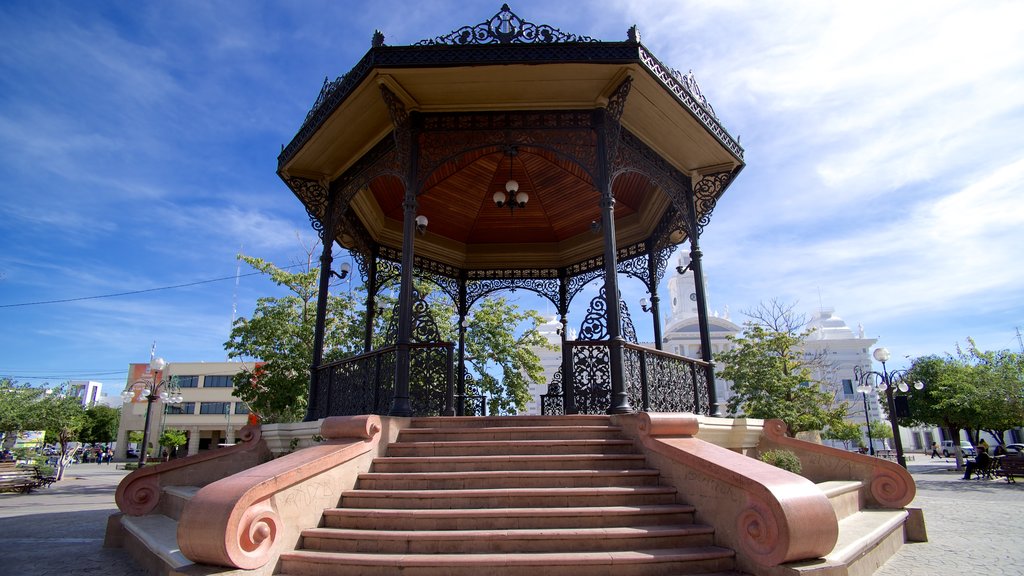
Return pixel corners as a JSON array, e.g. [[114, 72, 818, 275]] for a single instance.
[[463, 297, 556, 415], [225, 246, 361, 423], [79, 405, 120, 445], [716, 301, 847, 437], [0, 378, 42, 448], [158, 429, 188, 458], [904, 341, 1024, 464], [31, 384, 87, 480], [868, 420, 893, 451], [823, 419, 862, 450]]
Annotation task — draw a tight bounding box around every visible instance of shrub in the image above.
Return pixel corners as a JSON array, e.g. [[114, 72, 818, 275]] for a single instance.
[[759, 449, 802, 474]]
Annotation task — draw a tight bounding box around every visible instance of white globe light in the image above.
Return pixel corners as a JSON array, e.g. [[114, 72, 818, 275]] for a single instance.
[[515, 190, 528, 206], [493, 190, 507, 206], [897, 382, 909, 393], [505, 178, 519, 194], [150, 357, 167, 371], [914, 381, 925, 390], [872, 348, 891, 362]]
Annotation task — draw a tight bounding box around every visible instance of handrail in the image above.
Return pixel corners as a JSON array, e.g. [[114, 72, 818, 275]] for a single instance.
[[177, 415, 382, 570], [759, 419, 916, 508], [617, 412, 839, 569], [115, 424, 268, 516]]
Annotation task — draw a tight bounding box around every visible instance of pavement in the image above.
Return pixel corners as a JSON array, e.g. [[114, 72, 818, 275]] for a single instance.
[[0, 457, 1022, 575]]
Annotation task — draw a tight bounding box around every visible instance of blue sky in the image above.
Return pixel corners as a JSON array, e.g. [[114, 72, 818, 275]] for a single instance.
[[2, 1, 1022, 397]]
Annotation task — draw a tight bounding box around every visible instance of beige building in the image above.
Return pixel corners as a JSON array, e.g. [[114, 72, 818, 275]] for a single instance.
[[114, 361, 254, 460]]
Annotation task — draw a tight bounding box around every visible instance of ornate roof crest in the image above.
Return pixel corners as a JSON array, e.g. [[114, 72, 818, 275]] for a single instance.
[[415, 4, 597, 45]]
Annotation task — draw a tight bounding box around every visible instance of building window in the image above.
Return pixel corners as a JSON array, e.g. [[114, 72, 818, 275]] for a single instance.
[[175, 375, 199, 388], [164, 402, 195, 415], [842, 379, 854, 395], [234, 403, 251, 415], [203, 375, 233, 388], [199, 402, 230, 415]]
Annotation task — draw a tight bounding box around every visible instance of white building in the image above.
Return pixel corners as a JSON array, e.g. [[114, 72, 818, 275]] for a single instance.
[[68, 380, 102, 407]]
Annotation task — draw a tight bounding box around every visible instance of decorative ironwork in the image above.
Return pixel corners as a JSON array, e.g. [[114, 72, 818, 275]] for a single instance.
[[416, 112, 599, 194], [279, 50, 377, 167], [540, 367, 564, 416], [636, 46, 744, 160], [620, 298, 638, 344], [415, 4, 597, 46], [616, 252, 651, 287], [571, 343, 611, 415], [465, 276, 561, 310], [693, 171, 734, 237], [459, 369, 486, 416], [380, 85, 411, 178]]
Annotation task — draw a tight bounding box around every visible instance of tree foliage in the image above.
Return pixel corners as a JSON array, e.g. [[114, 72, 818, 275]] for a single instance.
[[716, 300, 847, 437], [225, 246, 361, 423], [904, 340, 1023, 462], [31, 383, 87, 480], [79, 404, 120, 445], [868, 420, 893, 441], [225, 245, 554, 421], [0, 378, 43, 443], [158, 429, 188, 456], [823, 419, 862, 450]]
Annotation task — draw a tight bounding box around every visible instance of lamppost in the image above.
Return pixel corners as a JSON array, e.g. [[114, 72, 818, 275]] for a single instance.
[[855, 347, 923, 469], [852, 366, 875, 455], [121, 357, 182, 465]]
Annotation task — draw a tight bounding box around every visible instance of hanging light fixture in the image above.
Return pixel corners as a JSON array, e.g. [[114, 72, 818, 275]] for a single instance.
[[493, 146, 527, 215]]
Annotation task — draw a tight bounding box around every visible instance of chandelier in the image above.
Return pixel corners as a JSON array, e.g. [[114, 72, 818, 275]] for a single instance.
[[492, 146, 528, 215]]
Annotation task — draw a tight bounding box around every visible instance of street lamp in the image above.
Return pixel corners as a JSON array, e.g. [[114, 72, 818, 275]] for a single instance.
[[855, 347, 924, 469], [121, 357, 183, 465], [852, 367, 875, 456]]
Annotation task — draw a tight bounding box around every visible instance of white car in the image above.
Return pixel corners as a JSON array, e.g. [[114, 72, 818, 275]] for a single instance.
[[940, 440, 976, 457], [1005, 443, 1024, 454]]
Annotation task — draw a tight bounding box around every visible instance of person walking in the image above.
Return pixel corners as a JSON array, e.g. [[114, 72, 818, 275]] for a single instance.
[[930, 441, 941, 459]]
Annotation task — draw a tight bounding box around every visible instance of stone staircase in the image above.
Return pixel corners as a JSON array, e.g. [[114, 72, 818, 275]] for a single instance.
[[277, 415, 744, 576]]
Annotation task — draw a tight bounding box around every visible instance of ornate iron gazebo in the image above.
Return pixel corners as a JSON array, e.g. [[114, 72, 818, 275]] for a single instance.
[[277, 5, 744, 420]]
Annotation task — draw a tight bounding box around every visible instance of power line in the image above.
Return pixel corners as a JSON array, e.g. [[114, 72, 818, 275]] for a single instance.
[[0, 263, 307, 308]]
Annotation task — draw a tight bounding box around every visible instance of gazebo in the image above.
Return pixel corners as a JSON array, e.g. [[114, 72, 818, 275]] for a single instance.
[[276, 5, 745, 421]]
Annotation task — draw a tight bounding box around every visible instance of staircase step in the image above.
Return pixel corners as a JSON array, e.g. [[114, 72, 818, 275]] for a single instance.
[[409, 415, 612, 429], [386, 438, 637, 457], [342, 486, 678, 509], [279, 546, 736, 576], [781, 509, 908, 575], [322, 504, 698, 530], [371, 453, 649, 473], [120, 513, 192, 571], [356, 468, 661, 490], [157, 485, 199, 521], [398, 425, 626, 442], [817, 480, 864, 522], [301, 524, 716, 554]]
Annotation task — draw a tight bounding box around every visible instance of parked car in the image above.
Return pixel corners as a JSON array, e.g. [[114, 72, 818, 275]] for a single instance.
[[940, 440, 976, 457], [1005, 443, 1024, 454]]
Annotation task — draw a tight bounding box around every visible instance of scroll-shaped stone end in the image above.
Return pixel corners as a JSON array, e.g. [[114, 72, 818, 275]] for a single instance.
[[115, 473, 160, 516], [736, 498, 786, 566], [762, 419, 789, 439], [228, 500, 280, 570], [871, 467, 916, 508], [320, 414, 382, 440], [638, 412, 699, 437]]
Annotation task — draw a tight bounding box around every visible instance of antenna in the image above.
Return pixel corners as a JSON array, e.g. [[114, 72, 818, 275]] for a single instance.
[[1017, 326, 1023, 354]]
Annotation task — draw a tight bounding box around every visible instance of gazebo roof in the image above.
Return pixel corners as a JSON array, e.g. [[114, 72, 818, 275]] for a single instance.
[[278, 5, 744, 273]]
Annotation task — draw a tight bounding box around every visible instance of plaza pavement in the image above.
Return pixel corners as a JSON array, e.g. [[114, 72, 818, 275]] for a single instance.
[[0, 457, 1021, 576]]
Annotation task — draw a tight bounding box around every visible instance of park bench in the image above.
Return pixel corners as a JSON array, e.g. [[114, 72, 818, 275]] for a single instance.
[[0, 462, 43, 493], [994, 456, 1024, 484]]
